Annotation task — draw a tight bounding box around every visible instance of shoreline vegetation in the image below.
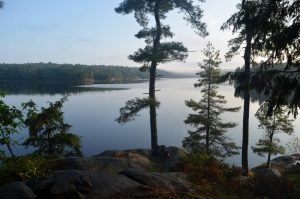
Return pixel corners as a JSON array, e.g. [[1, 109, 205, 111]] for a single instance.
[[0, 63, 195, 94], [0, 63, 194, 85]]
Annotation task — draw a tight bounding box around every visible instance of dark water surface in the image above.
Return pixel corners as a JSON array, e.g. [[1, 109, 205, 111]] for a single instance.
[[2, 78, 300, 168]]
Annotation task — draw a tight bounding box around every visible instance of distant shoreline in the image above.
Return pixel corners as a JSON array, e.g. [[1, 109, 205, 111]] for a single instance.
[[0, 63, 195, 85]]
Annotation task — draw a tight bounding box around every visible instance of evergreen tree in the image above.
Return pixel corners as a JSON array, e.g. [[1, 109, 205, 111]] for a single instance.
[[246, 0, 300, 116], [223, 0, 299, 174], [22, 97, 82, 157], [183, 43, 240, 158], [115, 0, 207, 155], [252, 102, 294, 168], [222, 0, 258, 175], [221, 0, 285, 175]]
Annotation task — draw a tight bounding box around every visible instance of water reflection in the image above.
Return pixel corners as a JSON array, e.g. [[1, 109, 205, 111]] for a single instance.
[[1, 78, 299, 168], [0, 81, 127, 95]]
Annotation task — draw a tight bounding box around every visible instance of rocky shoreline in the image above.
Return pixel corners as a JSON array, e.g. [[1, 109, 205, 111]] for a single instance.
[[0, 147, 299, 199], [0, 147, 194, 199]]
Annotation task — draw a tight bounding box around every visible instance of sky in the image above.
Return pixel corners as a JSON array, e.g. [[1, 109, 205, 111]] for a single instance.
[[0, 0, 243, 73]]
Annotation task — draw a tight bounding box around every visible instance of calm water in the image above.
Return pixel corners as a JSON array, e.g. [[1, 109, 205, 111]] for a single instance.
[[2, 78, 300, 168]]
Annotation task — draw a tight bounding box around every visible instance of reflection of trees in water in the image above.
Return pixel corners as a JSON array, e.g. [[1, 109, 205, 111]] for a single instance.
[[232, 68, 300, 116], [0, 81, 127, 95]]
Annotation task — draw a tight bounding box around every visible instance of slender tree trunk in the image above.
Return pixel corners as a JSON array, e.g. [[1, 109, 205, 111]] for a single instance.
[[242, 93, 250, 175], [206, 62, 212, 154], [47, 130, 53, 156], [242, 25, 253, 176], [205, 108, 210, 153], [267, 114, 276, 168], [267, 132, 274, 168], [6, 144, 17, 164], [266, 140, 272, 168], [1, 132, 17, 164], [150, 0, 162, 154], [150, 67, 158, 152]]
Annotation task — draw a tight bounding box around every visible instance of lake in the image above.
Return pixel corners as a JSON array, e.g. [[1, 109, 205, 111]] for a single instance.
[[2, 78, 300, 168]]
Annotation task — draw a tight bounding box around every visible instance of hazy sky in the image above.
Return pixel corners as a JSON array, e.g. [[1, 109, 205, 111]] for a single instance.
[[0, 0, 243, 72]]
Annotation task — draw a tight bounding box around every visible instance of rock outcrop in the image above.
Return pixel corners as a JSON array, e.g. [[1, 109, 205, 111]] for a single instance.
[[0, 147, 193, 199], [26, 169, 143, 199], [251, 168, 293, 199], [96, 146, 188, 172], [21, 169, 192, 199], [249, 154, 300, 199], [271, 154, 300, 168], [0, 182, 36, 199]]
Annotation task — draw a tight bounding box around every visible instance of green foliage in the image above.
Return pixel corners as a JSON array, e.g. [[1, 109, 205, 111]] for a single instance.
[[183, 153, 226, 185], [252, 102, 294, 167], [0, 155, 58, 186], [22, 97, 82, 157], [222, 0, 300, 117], [227, 65, 300, 117], [116, 97, 160, 124], [0, 93, 24, 161], [129, 42, 188, 63], [183, 153, 251, 194], [0, 63, 153, 84], [183, 153, 271, 199], [115, 0, 207, 37], [284, 165, 300, 194], [115, 0, 207, 151], [221, 0, 290, 64], [220, 0, 300, 175], [116, 0, 207, 65], [252, 139, 285, 157], [183, 43, 240, 158]]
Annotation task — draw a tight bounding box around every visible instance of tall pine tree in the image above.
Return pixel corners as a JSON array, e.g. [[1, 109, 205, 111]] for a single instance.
[[115, 0, 207, 155], [183, 42, 240, 158], [221, 0, 285, 175], [223, 0, 299, 174]]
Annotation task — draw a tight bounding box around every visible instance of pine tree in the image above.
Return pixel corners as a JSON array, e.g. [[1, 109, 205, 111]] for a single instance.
[[220, 0, 286, 175], [115, 0, 207, 155], [183, 43, 240, 158], [252, 102, 294, 168]]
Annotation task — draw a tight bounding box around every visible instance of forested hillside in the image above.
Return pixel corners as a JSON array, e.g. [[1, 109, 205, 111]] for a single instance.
[[0, 63, 179, 84]]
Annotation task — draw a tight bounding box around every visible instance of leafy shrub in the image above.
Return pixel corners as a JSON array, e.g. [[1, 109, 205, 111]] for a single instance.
[[183, 153, 226, 185], [284, 164, 300, 194], [22, 97, 82, 157], [182, 153, 258, 198], [0, 155, 59, 186]]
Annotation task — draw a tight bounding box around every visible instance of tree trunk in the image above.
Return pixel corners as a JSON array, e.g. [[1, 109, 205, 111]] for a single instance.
[[242, 93, 250, 175], [1, 132, 17, 164], [6, 144, 17, 164], [206, 62, 212, 154], [150, 66, 158, 152], [47, 129, 53, 156], [267, 148, 271, 168], [267, 114, 276, 168], [267, 131, 274, 168], [150, 0, 162, 154], [242, 22, 253, 176]]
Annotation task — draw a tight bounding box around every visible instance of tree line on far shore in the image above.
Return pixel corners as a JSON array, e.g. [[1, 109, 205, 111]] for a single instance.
[[0, 63, 179, 84]]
